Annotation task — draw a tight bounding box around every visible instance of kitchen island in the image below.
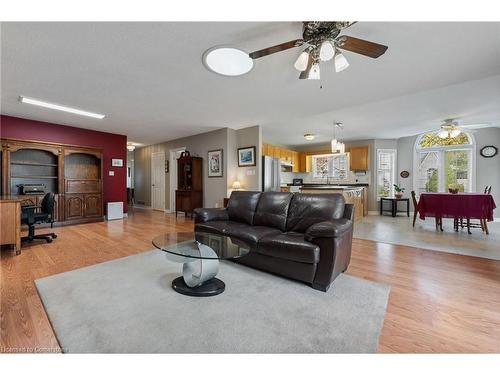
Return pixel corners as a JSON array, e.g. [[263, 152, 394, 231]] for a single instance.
[[299, 185, 365, 221]]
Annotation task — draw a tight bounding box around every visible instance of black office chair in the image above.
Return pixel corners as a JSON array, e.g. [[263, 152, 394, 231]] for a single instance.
[[21, 192, 58, 243]]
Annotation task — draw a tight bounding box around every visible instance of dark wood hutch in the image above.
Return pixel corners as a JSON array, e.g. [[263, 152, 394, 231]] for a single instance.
[[175, 151, 202, 218], [1, 138, 104, 225]]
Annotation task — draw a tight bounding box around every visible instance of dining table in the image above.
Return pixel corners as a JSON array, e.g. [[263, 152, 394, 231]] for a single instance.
[[416, 192, 496, 234]]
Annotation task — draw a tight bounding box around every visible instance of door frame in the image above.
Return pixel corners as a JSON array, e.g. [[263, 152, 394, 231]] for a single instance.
[[151, 151, 166, 211], [168, 147, 186, 213]]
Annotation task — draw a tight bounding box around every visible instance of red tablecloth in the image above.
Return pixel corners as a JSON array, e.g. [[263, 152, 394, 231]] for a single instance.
[[417, 193, 496, 221]]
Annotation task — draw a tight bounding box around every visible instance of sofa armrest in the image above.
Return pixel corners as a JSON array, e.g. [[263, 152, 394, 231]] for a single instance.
[[343, 203, 355, 221], [304, 219, 353, 240], [193, 207, 229, 224]]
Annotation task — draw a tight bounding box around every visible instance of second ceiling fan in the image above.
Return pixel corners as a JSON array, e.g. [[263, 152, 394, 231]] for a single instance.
[[249, 21, 388, 80]]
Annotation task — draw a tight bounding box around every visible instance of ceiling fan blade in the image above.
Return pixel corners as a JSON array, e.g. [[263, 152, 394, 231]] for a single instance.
[[461, 123, 498, 130], [249, 39, 303, 59], [337, 35, 388, 58]]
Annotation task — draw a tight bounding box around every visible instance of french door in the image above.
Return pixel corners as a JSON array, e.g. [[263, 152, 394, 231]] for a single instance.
[[416, 148, 473, 195]]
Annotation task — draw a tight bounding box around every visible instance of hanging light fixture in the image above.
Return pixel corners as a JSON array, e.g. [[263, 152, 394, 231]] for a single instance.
[[127, 143, 136, 152], [319, 40, 335, 61], [334, 49, 349, 72], [331, 122, 345, 153]]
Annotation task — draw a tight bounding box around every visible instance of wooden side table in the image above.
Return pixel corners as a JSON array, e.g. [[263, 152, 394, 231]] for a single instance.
[[380, 197, 410, 217]]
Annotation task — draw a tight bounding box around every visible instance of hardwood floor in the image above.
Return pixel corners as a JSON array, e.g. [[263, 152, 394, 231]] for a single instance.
[[1, 207, 499, 353]]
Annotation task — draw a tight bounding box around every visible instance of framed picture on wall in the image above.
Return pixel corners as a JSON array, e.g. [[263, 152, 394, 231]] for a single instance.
[[207, 149, 223, 177], [238, 146, 256, 167], [111, 158, 123, 167]]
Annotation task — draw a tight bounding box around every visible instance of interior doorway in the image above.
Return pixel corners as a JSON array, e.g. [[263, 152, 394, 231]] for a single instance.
[[151, 151, 165, 211], [169, 147, 186, 213]]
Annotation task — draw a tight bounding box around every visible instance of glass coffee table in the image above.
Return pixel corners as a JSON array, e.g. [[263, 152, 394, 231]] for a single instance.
[[152, 231, 252, 297]]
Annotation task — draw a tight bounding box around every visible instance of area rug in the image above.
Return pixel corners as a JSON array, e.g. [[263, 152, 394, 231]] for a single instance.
[[35, 250, 390, 353]]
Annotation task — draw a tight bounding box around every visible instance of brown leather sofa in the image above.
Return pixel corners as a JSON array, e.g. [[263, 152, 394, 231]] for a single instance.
[[194, 191, 354, 292]]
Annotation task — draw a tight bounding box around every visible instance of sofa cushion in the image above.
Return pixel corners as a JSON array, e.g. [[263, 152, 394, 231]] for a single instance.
[[286, 193, 346, 233], [258, 232, 320, 264], [253, 192, 293, 231], [195, 221, 280, 245], [195, 220, 234, 236], [227, 191, 262, 225]]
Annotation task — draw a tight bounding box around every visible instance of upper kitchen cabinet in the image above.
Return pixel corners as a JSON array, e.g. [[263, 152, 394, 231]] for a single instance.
[[349, 146, 369, 171]]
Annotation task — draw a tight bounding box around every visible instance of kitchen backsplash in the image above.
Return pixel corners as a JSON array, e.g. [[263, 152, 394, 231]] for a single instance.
[[281, 171, 371, 185]]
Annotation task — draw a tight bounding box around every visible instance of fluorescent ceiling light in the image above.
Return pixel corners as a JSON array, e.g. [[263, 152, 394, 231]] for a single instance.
[[19, 96, 105, 119], [203, 47, 254, 76]]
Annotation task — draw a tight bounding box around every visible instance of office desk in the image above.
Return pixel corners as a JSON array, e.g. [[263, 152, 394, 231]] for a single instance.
[[0, 196, 22, 255]]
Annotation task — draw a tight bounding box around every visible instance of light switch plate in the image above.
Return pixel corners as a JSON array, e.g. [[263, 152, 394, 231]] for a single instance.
[[109, 170, 115, 176], [246, 168, 255, 176]]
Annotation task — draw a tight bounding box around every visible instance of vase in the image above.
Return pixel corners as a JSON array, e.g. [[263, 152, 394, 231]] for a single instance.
[[395, 192, 403, 199]]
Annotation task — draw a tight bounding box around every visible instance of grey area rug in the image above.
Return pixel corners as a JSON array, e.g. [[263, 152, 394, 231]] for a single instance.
[[35, 250, 390, 353]]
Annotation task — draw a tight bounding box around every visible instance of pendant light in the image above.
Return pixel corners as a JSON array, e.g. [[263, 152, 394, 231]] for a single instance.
[[331, 122, 345, 153]]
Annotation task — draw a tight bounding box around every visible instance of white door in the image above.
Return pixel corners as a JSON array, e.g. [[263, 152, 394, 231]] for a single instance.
[[151, 152, 165, 211]]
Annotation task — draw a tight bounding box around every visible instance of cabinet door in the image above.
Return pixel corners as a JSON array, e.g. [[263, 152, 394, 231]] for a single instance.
[[262, 143, 269, 156], [350, 146, 369, 171], [65, 194, 84, 220], [84, 194, 102, 218], [292, 151, 300, 172]]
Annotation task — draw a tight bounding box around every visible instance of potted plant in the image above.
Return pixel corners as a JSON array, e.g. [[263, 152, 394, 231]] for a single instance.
[[393, 184, 405, 199], [448, 183, 460, 194]]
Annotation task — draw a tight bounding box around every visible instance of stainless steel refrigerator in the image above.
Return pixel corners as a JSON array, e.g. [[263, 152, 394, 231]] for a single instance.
[[262, 156, 281, 192]]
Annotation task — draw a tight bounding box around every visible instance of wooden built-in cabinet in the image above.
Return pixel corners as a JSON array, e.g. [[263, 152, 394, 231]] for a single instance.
[[175, 151, 203, 218], [262, 143, 302, 172], [1, 138, 104, 225], [349, 146, 369, 171]]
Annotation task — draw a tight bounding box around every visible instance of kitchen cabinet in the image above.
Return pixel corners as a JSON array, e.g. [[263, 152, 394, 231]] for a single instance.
[[262, 143, 302, 171], [349, 146, 369, 171]]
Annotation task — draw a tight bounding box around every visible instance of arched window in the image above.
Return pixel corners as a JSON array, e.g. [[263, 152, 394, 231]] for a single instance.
[[414, 130, 475, 195]]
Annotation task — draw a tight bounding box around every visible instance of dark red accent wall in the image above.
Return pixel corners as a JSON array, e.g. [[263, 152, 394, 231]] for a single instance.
[[0, 115, 128, 213]]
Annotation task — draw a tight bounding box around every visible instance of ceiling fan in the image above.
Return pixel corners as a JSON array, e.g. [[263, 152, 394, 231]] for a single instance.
[[249, 21, 388, 80], [437, 118, 498, 139]]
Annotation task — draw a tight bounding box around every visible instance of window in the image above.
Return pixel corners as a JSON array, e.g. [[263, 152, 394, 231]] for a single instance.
[[376, 149, 397, 198], [414, 131, 475, 195], [311, 153, 349, 181]]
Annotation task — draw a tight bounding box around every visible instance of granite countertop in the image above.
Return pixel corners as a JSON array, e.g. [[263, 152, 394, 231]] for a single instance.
[[299, 185, 365, 190]]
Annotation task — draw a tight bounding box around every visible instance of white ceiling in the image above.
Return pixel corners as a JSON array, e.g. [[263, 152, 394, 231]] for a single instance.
[[1, 22, 500, 146]]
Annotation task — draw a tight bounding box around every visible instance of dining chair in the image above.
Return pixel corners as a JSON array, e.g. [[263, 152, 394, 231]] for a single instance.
[[457, 186, 492, 235], [411, 191, 418, 227]]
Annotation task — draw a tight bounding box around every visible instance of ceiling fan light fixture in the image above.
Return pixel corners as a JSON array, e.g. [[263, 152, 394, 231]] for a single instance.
[[294, 50, 310, 71], [334, 50, 349, 72], [450, 128, 462, 138], [308, 63, 321, 80], [319, 40, 335, 61], [438, 129, 449, 139]]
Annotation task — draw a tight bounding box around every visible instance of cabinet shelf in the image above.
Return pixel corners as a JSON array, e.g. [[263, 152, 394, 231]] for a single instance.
[[11, 161, 58, 167], [11, 175, 58, 179]]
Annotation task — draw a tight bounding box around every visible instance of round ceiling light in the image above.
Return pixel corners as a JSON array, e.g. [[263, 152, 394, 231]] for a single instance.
[[203, 47, 254, 76]]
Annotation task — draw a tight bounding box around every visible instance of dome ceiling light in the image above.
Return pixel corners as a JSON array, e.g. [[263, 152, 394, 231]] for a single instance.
[[203, 47, 254, 76]]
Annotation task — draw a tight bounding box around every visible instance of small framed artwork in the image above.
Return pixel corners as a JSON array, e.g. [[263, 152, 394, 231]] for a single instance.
[[238, 146, 256, 167], [208, 149, 223, 177], [111, 158, 123, 167]]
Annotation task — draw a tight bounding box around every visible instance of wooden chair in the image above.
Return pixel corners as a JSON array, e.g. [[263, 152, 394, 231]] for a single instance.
[[412, 190, 442, 230], [457, 186, 492, 234], [411, 191, 418, 227]]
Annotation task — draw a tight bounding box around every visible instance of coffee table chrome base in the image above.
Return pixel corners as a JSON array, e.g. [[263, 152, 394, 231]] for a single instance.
[[172, 276, 225, 297]]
